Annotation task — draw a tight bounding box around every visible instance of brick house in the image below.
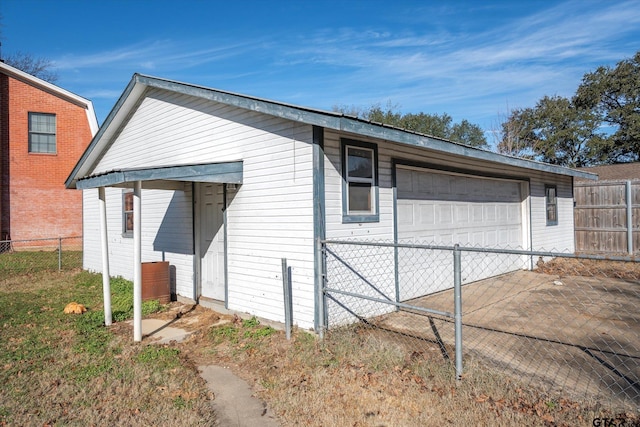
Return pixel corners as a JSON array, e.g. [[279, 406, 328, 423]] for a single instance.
[[0, 61, 98, 243]]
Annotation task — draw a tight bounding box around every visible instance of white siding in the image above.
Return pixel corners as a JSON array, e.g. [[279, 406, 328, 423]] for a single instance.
[[529, 176, 575, 252], [225, 120, 315, 328], [322, 131, 575, 324], [324, 130, 395, 240], [324, 129, 575, 252], [323, 131, 396, 323], [84, 89, 316, 329], [83, 87, 576, 330], [82, 185, 195, 297], [94, 89, 307, 172]]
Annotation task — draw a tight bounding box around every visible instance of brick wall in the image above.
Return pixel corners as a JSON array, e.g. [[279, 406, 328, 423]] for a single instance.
[[3, 76, 93, 241], [0, 74, 9, 240]]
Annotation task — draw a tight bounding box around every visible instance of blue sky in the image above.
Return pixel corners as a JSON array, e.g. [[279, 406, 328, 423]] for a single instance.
[[2, 0, 639, 142]]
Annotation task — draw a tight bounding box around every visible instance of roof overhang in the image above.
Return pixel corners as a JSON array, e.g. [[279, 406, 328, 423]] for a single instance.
[[75, 161, 243, 190], [65, 73, 598, 188], [129, 75, 598, 181]]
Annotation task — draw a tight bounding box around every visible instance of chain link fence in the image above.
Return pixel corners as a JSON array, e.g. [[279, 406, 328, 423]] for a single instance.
[[322, 239, 640, 411], [0, 236, 82, 275]]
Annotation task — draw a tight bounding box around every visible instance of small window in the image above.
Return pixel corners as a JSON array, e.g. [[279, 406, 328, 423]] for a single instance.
[[123, 190, 134, 236], [545, 185, 558, 226], [342, 139, 379, 222], [28, 112, 56, 153]]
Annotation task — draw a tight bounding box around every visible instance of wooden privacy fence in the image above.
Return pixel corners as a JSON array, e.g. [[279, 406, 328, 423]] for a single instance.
[[574, 180, 640, 254]]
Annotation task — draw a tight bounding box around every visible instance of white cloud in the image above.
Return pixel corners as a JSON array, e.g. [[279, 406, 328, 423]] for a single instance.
[[266, 0, 639, 126], [51, 0, 640, 128], [53, 38, 260, 73]]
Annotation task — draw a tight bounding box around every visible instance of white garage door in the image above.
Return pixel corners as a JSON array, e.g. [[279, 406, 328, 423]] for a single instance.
[[396, 166, 526, 299], [397, 166, 523, 246]]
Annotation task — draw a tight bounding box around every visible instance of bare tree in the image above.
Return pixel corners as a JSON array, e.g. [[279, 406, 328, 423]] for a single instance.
[[3, 51, 59, 83]]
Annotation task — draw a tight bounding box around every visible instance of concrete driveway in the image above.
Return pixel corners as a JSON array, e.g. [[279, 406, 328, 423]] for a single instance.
[[374, 270, 640, 409]]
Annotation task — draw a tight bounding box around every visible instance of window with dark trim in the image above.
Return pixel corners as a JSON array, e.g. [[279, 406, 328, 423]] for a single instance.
[[545, 185, 558, 226], [123, 190, 134, 236], [341, 139, 379, 223], [28, 112, 56, 153]]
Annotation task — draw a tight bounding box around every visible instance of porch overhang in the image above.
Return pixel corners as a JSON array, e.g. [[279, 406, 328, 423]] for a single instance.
[[75, 161, 243, 190]]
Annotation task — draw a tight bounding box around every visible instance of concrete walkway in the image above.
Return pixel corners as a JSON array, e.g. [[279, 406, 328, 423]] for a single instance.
[[141, 318, 193, 344], [141, 318, 281, 426], [199, 365, 280, 427]]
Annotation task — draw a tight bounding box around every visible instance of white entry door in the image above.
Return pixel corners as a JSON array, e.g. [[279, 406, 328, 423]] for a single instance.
[[199, 183, 225, 301]]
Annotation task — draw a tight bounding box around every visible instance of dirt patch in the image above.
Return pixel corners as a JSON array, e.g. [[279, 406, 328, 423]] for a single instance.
[[137, 302, 639, 426], [537, 257, 640, 281], [375, 268, 640, 412]]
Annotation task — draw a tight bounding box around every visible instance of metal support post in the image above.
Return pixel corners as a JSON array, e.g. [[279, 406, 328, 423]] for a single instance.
[[58, 237, 62, 271], [133, 181, 142, 342], [453, 244, 463, 380], [627, 180, 633, 255], [99, 187, 112, 326], [316, 237, 325, 339], [282, 258, 293, 340]]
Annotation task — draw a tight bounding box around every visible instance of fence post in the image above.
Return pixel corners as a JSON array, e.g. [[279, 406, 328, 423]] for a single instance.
[[627, 180, 633, 254], [316, 237, 325, 339], [453, 244, 463, 380], [281, 258, 293, 340], [58, 237, 62, 271], [394, 244, 400, 310]]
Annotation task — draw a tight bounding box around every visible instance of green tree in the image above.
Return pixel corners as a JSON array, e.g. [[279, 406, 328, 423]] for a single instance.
[[450, 119, 488, 149], [333, 103, 488, 148], [575, 51, 640, 163], [499, 96, 604, 167], [398, 112, 453, 140], [366, 103, 403, 128]]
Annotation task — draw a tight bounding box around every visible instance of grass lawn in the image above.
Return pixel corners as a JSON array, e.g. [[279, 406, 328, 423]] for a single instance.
[[0, 269, 215, 426], [0, 250, 82, 274], [1, 261, 637, 426]]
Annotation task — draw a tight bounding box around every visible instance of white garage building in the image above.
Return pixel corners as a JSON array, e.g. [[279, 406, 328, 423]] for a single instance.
[[66, 74, 595, 334]]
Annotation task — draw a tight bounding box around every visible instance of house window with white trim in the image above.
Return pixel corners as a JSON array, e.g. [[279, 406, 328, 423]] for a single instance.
[[342, 139, 379, 222], [28, 112, 56, 154], [545, 185, 558, 226], [123, 190, 134, 236]]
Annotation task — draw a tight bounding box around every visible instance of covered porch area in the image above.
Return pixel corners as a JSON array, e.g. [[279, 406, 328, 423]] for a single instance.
[[75, 161, 243, 341]]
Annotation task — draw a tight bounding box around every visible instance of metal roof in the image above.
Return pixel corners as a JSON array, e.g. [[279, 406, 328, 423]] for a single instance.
[[65, 73, 597, 188], [75, 162, 243, 190]]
